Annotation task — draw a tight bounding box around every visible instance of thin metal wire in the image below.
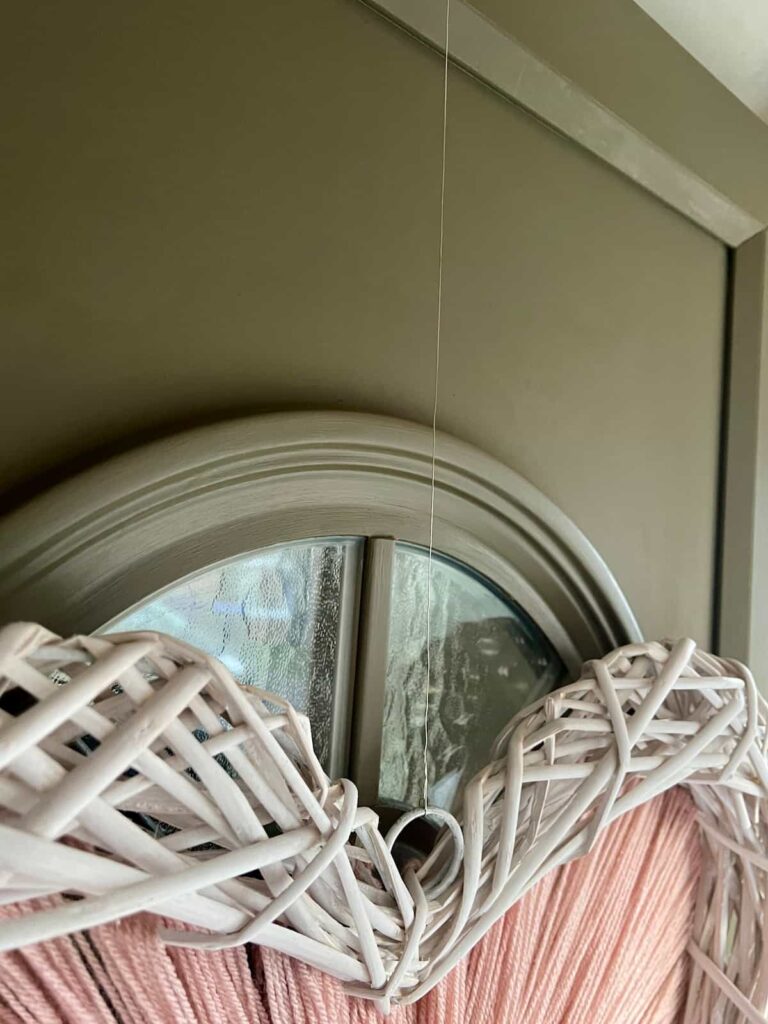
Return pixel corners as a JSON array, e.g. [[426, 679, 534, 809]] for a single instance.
[[423, 0, 451, 814]]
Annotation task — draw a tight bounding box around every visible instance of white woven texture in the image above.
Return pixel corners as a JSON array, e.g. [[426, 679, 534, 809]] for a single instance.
[[0, 623, 766, 1019]]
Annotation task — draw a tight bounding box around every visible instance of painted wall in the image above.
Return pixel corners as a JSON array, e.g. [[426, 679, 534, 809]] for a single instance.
[[1, 0, 726, 644]]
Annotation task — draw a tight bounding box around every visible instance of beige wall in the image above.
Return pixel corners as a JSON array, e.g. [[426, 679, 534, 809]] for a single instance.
[[1, 0, 727, 644]]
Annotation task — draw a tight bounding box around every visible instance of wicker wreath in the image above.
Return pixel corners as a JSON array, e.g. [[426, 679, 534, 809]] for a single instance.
[[0, 622, 765, 1019]]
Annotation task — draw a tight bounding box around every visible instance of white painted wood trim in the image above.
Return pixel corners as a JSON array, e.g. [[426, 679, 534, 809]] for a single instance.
[[0, 412, 640, 676], [361, 0, 764, 245], [717, 231, 768, 687]]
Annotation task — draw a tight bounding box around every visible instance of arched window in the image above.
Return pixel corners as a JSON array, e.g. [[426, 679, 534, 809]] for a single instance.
[[105, 538, 565, 813], [0, 412, 639, 814]]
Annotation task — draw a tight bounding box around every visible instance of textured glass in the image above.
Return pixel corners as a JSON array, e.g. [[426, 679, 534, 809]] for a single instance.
[[380, 544, 567, 812], [106, 539, 360, 769]]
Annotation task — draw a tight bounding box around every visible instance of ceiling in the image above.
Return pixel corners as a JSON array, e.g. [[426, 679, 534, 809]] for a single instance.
[[634, 0, 768, 123]]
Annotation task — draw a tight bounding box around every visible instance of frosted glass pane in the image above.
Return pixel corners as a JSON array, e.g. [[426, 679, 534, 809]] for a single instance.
[[105, 539, 360, 769], [380, 544, 566, 812]]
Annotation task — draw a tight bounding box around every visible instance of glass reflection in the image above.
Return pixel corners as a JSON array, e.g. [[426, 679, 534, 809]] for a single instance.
[[105, 539, 359, 769], [380, 544, 566, 812]]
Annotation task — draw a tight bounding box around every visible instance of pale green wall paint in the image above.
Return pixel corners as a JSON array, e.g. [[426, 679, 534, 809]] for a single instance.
[[1, 0, 726, 645]]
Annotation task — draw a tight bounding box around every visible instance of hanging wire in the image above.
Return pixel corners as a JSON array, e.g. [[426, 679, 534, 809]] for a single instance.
[[423, 0, 451, 814]]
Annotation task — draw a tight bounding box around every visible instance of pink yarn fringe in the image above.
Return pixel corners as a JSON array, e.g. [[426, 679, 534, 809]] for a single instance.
[[0, 787, 700, 1023]]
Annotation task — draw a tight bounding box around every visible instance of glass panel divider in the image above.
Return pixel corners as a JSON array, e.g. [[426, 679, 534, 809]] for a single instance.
[[327, 539, 365, 780], [348, 537, 396, 807]]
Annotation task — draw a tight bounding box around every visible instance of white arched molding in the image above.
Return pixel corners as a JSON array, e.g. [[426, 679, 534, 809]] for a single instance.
[[0, 412, 639, 674]]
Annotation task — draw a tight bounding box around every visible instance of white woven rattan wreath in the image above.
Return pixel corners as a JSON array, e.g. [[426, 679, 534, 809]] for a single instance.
[[0, 622, 766, 1019]]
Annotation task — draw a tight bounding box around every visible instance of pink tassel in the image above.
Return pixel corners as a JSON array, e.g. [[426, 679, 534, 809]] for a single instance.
[[0, 787, 700, 1023]]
